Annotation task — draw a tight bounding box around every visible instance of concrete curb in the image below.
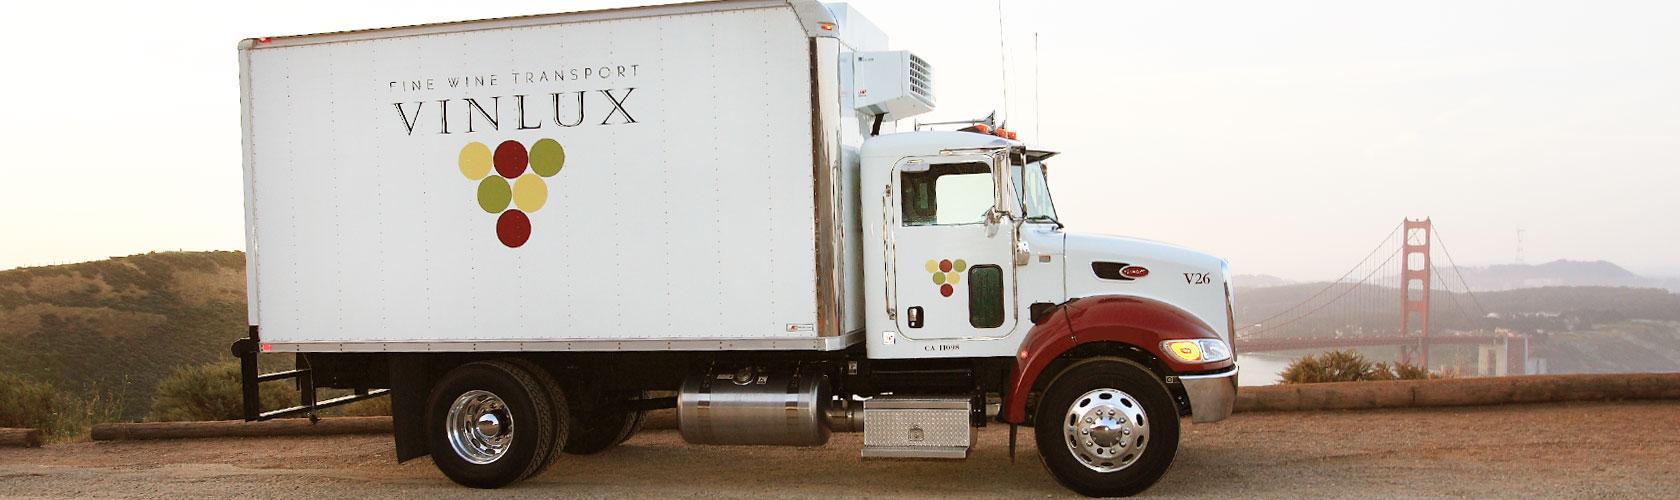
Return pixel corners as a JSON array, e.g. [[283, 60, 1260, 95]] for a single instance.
[[1235, 373, 1680, 412], [0, 428, 42, 448], [90, 416, 392, 442]]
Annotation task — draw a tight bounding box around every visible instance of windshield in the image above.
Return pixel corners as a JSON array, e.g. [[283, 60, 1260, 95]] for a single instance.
[[1011, 161, 1059, 223]]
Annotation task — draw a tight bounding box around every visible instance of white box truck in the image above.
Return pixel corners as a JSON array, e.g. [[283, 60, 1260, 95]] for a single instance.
[[233, 1, 1238, 496]]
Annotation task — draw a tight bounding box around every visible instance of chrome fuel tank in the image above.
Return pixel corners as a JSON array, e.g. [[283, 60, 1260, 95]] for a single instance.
[[678, 365, 831, 446]]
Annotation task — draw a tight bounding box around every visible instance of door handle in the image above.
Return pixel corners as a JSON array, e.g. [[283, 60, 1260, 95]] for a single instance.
[[1014, 240, 1031, 267]]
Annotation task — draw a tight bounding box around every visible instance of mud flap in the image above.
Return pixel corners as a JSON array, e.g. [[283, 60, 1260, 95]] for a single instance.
[[390, 353, 433, 463]]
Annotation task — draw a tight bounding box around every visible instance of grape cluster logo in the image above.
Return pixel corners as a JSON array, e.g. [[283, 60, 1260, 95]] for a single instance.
[[924, 258, 968, 297], [459, 138, 565, 248]]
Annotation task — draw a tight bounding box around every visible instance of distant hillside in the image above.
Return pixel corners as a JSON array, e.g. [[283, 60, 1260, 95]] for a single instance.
[[1234, 283, 1680, 374], [1236, 283, 1680, 336], [0, 251, 247, 419], [1441, 260, 1674, 292]]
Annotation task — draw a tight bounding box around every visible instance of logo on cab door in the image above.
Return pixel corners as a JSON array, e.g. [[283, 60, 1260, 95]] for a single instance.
[[925, 258, 969, 297]]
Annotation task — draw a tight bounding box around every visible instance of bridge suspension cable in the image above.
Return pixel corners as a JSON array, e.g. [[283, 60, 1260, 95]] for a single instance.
[[1236, 221, 1402, 338]]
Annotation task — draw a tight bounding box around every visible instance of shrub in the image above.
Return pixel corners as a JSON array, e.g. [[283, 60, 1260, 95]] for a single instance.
[[0, 372, 57, 430], [48, 388, 126, 441], [150, 361, 295, 422], [1281, 350, 1442, 384]]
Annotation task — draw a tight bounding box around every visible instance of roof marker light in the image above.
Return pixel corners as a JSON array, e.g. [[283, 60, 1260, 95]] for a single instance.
[[819, 22, 835, 31], [974, 124, 991, 134], [257, 37, 272, 44]]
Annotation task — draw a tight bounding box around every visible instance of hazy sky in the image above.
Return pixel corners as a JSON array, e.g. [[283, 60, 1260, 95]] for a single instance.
[[1, 1, 1676, 280]]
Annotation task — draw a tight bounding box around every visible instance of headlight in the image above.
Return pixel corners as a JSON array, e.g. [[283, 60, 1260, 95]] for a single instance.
[[1161, 339, 1232, 363]]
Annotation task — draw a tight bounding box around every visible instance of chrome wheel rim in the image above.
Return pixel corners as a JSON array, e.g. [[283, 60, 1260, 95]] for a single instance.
[[1063, 388, 1150, 473], [447, 390, 514, 465]]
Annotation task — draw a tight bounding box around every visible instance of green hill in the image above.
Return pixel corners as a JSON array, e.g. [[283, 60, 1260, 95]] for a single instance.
[[0, 251, 248, 420]]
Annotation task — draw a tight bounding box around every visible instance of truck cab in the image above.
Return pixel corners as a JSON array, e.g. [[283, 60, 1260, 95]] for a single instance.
[[860, 128, 1237, 368], [857, 129, 1239, 493]]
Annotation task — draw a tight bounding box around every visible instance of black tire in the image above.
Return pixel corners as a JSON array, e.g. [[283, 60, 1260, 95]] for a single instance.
[[502, 358, 571, 476], [1033, 358, 1180, 497], [615, 400, 648, 445], [562, 388, 647, 455], [425, 360, 561, 488]]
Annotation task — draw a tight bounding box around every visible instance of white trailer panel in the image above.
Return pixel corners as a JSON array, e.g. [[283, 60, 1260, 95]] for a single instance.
[[243, 3, 857, 351]]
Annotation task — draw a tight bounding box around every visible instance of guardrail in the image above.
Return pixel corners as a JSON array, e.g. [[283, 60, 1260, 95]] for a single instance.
[[1236, 373, 1680, 412]]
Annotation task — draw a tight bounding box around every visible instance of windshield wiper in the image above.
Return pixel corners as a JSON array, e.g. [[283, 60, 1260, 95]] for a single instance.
[[1026, 214, 1064, 229]]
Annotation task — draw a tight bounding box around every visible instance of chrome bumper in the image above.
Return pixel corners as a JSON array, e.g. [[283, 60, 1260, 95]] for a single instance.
[[1179, 364, 1239, 423]]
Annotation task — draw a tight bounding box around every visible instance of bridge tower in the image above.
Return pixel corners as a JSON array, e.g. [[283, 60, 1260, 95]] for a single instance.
[[1400, 218, 1432, 367]]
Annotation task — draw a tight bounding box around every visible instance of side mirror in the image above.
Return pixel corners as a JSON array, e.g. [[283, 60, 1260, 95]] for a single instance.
[[985, 150, 1010, 237]]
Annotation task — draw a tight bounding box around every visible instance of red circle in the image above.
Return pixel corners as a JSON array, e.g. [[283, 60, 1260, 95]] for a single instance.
[[939, 259, 953, 272], [939, 284, 953, 297], [496, 210, 531, 248], [494, 140, 528, 178]]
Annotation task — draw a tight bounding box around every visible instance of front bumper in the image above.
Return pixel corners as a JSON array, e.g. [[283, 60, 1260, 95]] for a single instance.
[[1180, 364, 1239, 423]]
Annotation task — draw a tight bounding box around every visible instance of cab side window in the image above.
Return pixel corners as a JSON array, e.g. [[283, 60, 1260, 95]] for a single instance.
[[901, 162, 992, 226]]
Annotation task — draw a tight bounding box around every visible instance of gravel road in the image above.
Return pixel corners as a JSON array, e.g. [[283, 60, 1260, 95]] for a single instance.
[[2, 401, 1676, 498]]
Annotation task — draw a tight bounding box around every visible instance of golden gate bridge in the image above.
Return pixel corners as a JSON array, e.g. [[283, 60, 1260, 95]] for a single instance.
[[1235, 218, 1530, 375]]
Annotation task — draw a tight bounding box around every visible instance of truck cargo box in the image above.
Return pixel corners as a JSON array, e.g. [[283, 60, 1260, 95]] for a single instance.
[[240, 1, 865, 352]]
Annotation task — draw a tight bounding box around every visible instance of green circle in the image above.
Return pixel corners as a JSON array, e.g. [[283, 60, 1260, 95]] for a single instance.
[[477, 176, 512, 213], [953, 259, 968, 272], [530, 138, 566, 177], [932, 272, 946, 285]]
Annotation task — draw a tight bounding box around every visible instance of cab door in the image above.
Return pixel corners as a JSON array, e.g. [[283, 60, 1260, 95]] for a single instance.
[[888, 153, 1018, 340]]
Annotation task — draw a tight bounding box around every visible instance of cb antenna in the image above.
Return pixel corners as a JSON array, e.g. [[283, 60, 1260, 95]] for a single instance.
[[1034, 32, 1041, 139], [997, 0, 1009, 122]]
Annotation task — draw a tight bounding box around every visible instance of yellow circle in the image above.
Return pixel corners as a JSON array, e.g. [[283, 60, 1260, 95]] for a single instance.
[[459, 142, 493, 180], [925, 260, 939, 273], [1167, 341, 1204, 362], [513, 174, 548, 212], [946, 272, 960, 285]]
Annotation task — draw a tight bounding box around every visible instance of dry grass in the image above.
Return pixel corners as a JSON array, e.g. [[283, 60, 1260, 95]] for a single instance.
[[168, 267, 244, 307]]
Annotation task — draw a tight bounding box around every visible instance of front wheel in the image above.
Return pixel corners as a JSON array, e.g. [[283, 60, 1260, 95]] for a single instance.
[[1034, 358, 1180, 497]]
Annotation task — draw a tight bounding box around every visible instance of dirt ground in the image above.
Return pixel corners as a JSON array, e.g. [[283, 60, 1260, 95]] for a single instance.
[[2, 401, 1677, 498]]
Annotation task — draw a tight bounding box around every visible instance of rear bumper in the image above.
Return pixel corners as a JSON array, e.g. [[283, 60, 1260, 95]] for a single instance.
[[1180, 364, 1239, 423]]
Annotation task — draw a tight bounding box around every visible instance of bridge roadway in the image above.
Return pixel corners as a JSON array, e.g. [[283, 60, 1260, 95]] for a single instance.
[[2, 400, 1675, 498]]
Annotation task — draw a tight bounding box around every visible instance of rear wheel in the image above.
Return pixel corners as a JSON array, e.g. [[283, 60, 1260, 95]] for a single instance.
[[1034, 358, 1180, 497], [425, 360, 564, 488], [563, 388, 647, 455], [503, 358, 570, 475]]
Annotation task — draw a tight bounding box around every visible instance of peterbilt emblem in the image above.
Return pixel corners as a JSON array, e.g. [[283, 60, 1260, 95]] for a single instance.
[[1120, 266, 1150, 279]]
